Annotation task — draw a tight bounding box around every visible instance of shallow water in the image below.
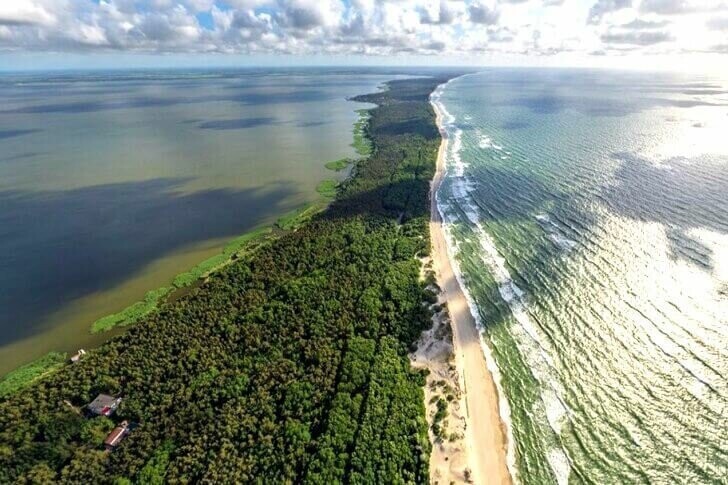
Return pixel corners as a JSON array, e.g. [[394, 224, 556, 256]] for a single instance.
[[0, 68, 393, 374], [434, 68, 727, 484]]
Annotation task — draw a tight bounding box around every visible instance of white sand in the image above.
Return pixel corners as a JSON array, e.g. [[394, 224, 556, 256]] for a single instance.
[[424, 96, 512, 485]]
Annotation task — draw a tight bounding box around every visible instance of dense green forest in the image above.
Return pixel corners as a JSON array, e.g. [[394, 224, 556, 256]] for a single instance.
[[0, 74, 453, 483]]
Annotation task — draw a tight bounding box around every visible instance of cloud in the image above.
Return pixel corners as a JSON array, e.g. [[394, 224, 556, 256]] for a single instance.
[[706, 16, 728, 30], [619, 18, 670, 28], [277, 0, 342, 30], [0, 0, 56, 26], [639, 0, 694, 14], [639, 0, 728, 15], [419, 0, 459, 25], [709, 43, 728, 53], [601, 30, 673, 45], [0, 0, 724, 62], [468, 1, 500, 25], [587, 0, 632, 24], [487, 26, 515, 42]]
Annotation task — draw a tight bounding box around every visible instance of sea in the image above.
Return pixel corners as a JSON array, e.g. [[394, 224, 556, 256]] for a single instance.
[[0, 68, 400, 374], [432, 69, 727, 484]]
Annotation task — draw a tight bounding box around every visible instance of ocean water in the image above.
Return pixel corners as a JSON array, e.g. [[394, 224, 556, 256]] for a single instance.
[[433, 69, 727, 484], [0, 68, 396, 374]]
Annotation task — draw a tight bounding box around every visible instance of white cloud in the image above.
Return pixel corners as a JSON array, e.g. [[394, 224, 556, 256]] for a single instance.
[[706, 16, 728, 30], [0, 0, 725, 63], [0, 0, 56, 26]]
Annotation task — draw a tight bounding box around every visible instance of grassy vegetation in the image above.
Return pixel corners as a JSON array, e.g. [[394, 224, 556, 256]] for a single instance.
[[0, 74, 456, 483], [0, 352, 66, 397], [91, 286, 173, 333], [275, 203, 326, 231], [352, 108, 373, 156], [324, 158, 350, 171], [92, 228, 273, 333], [86, 97, 373, 336], [171, 227, 272, 288], [316, 179, 338, 198]]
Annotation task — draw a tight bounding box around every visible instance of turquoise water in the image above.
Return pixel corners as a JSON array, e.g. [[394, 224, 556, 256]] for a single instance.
[[433, 69, 727, 484]]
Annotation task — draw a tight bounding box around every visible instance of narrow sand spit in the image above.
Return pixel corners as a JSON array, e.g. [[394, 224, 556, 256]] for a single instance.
[[417, 90, 512, 485]]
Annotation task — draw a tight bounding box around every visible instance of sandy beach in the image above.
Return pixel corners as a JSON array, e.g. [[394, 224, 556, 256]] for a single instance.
[[426, 88, 512, 485]]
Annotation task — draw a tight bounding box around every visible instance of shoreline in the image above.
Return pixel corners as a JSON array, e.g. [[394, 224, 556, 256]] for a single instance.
[[428, 82, 512, 484]]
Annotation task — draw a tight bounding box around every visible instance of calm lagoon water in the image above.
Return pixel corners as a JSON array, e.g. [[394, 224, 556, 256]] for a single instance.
[[434, 69, 727, 484], [0, 68, 395, 374]]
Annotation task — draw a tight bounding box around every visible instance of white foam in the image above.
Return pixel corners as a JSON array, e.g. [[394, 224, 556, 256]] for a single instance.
[[431, 76, 521, 483], [536, 213, 577, 252], [479, 135, 494, 149], [547, 448, 571, 485], [433, 78, 574, 485], [478, 135, 504, 151]]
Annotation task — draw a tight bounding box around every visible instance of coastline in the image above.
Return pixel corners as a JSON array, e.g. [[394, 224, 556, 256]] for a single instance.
[[428, 81, 512, 484], [1, 75, 452, 483]]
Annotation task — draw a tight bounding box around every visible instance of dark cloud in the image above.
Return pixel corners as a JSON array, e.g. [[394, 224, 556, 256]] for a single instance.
[[588, 0, 632, 24], [620, 18, 671, 29], [639, 0, 693, 14], [708, 43, 728, 53], [424, 40, 447, 51], [280, 7, 324, 29], [488, 26, 515, 43], [601, 30, 673, 45], [640, 0, 728, 15], [419, 1, 457, 25], [468, 2, 500, 25], [707, 17, 728, 30]]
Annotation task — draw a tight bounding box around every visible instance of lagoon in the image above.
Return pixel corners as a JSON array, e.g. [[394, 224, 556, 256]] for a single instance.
[[0, 68, 393, 374]]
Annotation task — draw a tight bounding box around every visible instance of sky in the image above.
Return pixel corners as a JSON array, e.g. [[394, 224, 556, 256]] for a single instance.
[[0, 0, 727, 72]]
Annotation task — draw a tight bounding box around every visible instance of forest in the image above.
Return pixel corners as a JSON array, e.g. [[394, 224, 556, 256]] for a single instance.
[[0, 74, 454, 484]]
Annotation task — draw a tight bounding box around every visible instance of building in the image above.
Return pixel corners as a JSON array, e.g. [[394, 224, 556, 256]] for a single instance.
[[104, 420, 130, 451], [87, 394, 122, 417]]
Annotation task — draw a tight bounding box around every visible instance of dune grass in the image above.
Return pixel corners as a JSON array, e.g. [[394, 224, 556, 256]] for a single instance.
[[0, 352, 66, 397]]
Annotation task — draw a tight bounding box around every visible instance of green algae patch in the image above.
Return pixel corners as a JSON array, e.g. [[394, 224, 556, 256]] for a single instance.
[[316, 179, 338, 198], [325, 158, 350, 171]]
